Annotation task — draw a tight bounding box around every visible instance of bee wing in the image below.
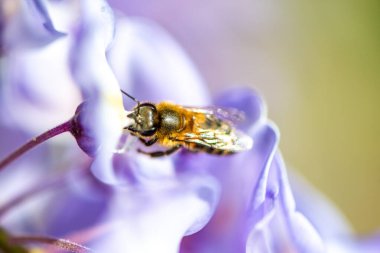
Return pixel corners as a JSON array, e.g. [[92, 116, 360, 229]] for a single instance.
[[176, 127, 253, 152], [175, 110, 253, 152], [183, 106, 245, 124]]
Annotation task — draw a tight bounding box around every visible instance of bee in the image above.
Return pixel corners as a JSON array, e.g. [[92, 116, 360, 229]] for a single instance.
[[122, 90, 253, 157]]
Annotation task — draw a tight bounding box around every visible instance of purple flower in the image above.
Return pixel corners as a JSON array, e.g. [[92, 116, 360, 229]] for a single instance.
[[0, 1, 379, 253], [1, 0, 81, 134]]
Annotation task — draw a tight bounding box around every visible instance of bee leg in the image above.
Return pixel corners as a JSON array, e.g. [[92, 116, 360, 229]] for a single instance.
[[139, 137, 158, 147], [138, 145, 181, 157]]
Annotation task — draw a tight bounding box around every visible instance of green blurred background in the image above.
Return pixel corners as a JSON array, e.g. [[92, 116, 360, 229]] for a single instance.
[[119, 0, 380, 234], [272, 0, 380, 234]]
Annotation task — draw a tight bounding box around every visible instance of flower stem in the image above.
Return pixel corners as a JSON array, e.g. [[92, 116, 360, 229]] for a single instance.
[[10, 235, 92, 253], [0, 121, 72, 171]]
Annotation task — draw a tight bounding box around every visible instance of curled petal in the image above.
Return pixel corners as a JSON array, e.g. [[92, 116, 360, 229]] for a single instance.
[[70, 0, 116, 88], [285, 212, 325, 253], [276, 154, 325, 252], [108, 17, 210, 106], [246, 153, 325, 253], [70, 0, 125, 183], [248, 123, 280, 212], [29, 0, 66, 36], [2, 0, 68, 50], [215, 87, 267, 131], [91, 176, 220, 253], [180, 122, 281, 252]]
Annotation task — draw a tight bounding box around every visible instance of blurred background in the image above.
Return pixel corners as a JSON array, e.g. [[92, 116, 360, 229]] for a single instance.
[[110, 0, 380, 234]]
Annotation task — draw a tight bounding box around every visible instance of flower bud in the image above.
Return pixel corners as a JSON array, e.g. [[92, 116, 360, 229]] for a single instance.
[[70, 102, 99, 157]]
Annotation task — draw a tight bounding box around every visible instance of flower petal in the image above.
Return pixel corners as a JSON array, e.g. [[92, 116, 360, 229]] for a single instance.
[[2, 0, 67, 50], [290, 171, 353, 240], [1, 0, 81, 134], [214, 87, 267, 131], [327, 235, 380, 253], [180, 122, 280, 252], [0, 41, 80, 134], [40, 169, 113, 237], [90, 175, 220, 253], [69, 0, 125, 184], [108, 17, 211, 106], [246, 153, 325, 253]]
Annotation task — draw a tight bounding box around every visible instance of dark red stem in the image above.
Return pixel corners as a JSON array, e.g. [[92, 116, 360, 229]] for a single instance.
[[0, 120, 72, 171], [10, 235, 92, 253]]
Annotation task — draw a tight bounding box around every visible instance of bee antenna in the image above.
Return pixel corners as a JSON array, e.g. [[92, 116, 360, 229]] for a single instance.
[[121, 89, 141, 115], [120, 89, 140, 104]]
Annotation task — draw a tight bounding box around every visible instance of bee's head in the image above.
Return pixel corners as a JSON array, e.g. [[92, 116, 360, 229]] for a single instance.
[[126, 103, 159, 136]]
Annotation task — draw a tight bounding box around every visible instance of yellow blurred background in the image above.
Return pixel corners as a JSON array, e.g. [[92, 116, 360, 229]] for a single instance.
[[274, 0, 380, 234], [118, 0, 380, 234], [272, 0, 380, 235], [276, 1, 380, 234]]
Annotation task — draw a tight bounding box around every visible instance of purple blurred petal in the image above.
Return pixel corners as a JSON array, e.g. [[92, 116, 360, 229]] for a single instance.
[[108, 17, 210, 106], [180, 122, 280, 252], [70, 0, 116, 89], [2, 0, 68, 50], [248, 124, 280, 212], [90, 175, 220, 253], [246, 153, 325, 253], [215, 87, 267, 131], [69, 0, 125, 184], [41, 169, 113, 237], [0, 43, 81, 133], [31, 0, 66, 36], [276, 154, 325, 252], [290, 172, 380, 252], [290, 171, 353, 240], [1, 1, 81, 134], [327, 235, 380, 253]]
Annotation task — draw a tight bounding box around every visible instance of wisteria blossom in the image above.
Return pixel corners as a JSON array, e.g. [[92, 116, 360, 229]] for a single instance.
[[0, 1, 379, 253]]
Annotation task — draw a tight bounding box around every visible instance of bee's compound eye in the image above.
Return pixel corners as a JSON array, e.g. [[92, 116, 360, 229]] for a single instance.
[[136, 103, 159, 136]]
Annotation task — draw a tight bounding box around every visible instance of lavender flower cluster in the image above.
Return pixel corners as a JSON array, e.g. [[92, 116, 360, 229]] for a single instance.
[[0, 0, 379, 252]]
